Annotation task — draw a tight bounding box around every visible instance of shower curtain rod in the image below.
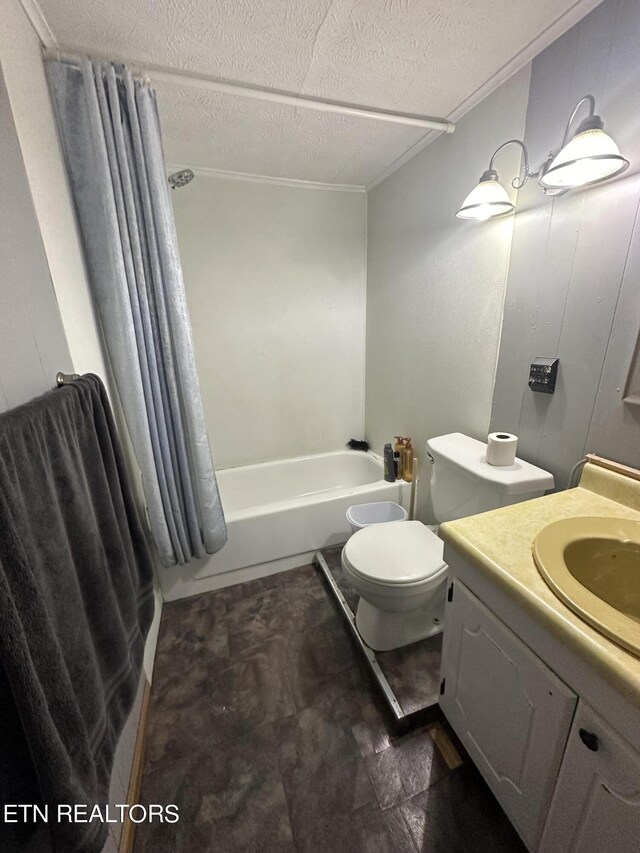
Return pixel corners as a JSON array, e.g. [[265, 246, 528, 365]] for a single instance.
[[45, 50, 456, 134]]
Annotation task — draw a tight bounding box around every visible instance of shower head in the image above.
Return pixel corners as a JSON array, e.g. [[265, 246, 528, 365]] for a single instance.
[[168, 169, 194, 189]]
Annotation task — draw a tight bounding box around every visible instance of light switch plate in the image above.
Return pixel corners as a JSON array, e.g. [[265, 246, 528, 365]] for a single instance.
[[529, 357, 559, 394]]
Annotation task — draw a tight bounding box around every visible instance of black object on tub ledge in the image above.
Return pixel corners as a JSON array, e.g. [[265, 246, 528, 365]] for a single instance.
[[0, 373, 154, 853], [346, 438, 370, 452]]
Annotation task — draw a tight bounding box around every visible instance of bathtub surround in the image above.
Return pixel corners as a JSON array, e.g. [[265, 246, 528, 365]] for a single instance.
[[364, 66, 531, 522], [173, 173, 366, 469], [48, 59, 227, 567], [491, 0, 640, 487], [159, 451, 409, 601]]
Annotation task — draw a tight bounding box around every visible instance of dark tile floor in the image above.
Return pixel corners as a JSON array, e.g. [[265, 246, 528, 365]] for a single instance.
[[135, 561, 526, 853], [321, 546, 443, 716]]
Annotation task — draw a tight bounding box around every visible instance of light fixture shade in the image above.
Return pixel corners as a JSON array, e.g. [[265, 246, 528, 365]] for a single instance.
[[540, 127, 629, 189], [456, 178, 515, 220]]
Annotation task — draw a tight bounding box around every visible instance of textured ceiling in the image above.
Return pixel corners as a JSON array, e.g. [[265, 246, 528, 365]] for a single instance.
[[36, 0, 597, 186], [156, 80, 426, 185]]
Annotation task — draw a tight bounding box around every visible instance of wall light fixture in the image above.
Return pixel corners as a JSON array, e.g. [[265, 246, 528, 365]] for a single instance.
[[457, 95, 629, 221]]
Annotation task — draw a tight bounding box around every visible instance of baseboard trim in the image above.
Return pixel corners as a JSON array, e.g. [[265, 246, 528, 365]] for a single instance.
[[119, 679, 152, 853]]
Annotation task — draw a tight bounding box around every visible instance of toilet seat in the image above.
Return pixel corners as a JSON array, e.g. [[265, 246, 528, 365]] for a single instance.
[[343, 520, 446, 586]]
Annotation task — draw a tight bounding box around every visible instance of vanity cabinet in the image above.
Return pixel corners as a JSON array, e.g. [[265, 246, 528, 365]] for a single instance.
[[439, 580, 577, 851], [539, 703, 640, 852]]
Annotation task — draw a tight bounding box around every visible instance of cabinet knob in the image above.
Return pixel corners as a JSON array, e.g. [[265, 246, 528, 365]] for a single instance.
[[579, 728, 599, 751]]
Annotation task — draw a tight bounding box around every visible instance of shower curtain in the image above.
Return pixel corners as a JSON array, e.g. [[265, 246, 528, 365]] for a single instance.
[[47, 59, 226, 567]]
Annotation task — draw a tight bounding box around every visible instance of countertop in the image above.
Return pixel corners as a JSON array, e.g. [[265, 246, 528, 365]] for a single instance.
[[439, 462, 640, 706]]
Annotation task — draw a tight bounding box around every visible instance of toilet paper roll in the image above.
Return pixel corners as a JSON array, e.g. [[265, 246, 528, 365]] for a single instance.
[[486, 432, 518, 467]]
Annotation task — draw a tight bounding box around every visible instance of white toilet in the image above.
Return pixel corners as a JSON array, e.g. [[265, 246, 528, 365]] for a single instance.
[[342, 433, 554, 651]]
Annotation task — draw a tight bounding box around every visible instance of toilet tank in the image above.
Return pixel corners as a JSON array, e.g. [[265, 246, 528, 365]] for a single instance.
[[427, 433, 555, 523]]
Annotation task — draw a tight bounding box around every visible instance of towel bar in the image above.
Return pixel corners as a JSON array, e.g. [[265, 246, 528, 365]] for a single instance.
[[56, 371, 80, 387]]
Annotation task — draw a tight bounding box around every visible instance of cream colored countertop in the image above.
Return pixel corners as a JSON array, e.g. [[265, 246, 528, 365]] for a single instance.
[[439, 463, 640, 706]]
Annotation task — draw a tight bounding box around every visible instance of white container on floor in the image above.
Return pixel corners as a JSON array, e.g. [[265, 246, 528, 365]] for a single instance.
[[346, 501, 408, 534]]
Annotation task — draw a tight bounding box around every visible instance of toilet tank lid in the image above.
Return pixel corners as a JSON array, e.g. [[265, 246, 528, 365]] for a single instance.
[[426, 433, 555, 495]]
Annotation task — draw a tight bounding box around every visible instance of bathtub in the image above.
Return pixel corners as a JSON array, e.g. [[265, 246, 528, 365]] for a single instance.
[[160, 451, 410, 601]]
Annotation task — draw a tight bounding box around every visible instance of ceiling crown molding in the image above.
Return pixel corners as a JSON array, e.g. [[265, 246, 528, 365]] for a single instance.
[[165, 164, 366, 194]]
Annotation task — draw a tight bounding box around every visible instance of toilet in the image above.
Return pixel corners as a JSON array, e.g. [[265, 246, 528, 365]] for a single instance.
[[342, 432, 555, 651]]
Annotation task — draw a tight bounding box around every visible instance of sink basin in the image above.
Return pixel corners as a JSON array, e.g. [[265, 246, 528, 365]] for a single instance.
[[533, 517, 640, 657]]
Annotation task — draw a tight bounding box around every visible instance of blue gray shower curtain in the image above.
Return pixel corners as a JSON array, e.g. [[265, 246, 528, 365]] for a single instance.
[[47, 59, 227, 567]]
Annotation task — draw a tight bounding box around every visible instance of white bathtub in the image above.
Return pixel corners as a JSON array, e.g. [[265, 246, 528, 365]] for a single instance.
[[160, 450, 410, 601]]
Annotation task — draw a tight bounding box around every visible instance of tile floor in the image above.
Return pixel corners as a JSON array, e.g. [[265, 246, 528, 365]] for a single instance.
[[135, 560, 526, 853]]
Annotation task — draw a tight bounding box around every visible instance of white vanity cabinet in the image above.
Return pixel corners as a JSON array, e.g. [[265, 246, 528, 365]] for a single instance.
[[439, 579, 577, 851], [440, 568, 640, 853], [539, 703, 640, 853]]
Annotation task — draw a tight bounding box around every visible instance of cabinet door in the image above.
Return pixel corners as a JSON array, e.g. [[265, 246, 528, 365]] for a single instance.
[[440, 580, 577, 851], [540, 703, 640, 853]]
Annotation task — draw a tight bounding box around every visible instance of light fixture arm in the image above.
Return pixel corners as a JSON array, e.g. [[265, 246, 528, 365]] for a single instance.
[[486, 139, 531, 189], [560, 95, 596, 147]]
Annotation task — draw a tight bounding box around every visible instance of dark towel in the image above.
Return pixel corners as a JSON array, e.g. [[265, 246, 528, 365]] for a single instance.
[[0, 374, 155, 853]]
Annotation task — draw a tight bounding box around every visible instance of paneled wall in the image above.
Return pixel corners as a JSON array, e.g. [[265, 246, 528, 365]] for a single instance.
[[173, 174, 367, 469], [491, 0, 640, 486], [0, 67, 72, 410], [364, 67, 531, 520]]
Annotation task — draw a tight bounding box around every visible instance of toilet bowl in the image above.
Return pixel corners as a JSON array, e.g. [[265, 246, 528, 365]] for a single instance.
[[342, 520, 448, 651]]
